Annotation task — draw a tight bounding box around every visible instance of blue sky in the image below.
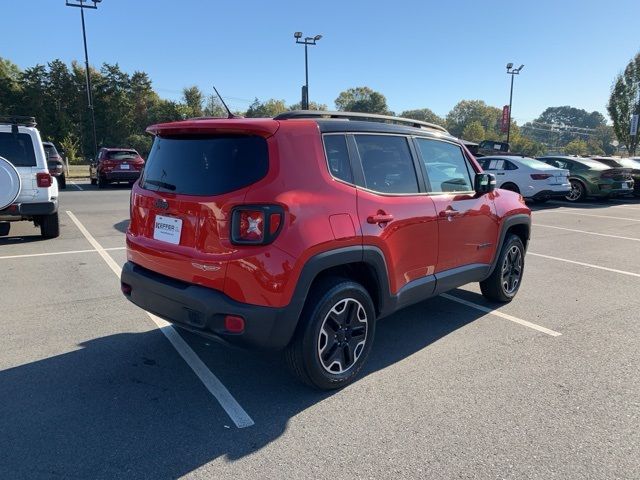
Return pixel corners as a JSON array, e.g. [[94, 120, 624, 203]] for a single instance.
[[3, 0, 639, 123]]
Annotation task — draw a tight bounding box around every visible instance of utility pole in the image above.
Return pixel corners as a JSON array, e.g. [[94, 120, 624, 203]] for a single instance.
[[294, 32, 322, 110], [505, 63, 524, 145], [66, 0, 101, 160]]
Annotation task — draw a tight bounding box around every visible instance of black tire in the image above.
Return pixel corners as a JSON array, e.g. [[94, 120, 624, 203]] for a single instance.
[[40, 212, 60, 238], [58, 174, 66, 190], [285, 277, 376, 390], [90, 177, 97, 185], [0, 222, 9, 236], [480, 234, 525, 303], [98, 175, 108, 189], [501, 182, 520, 193], [565, 179, 586, 202]]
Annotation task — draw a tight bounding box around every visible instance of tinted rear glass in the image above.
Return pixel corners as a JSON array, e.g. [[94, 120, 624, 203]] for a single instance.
[[141, 135, 268, 196], [0, 133, 36, 167], [43, 143, 58, 157], [107, 150, 138, 160]]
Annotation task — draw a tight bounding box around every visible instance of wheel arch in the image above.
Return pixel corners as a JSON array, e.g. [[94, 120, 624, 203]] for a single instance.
[[486, 214, 531, 278]]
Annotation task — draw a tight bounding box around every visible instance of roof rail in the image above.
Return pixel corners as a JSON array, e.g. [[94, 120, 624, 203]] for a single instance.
[[0, 116, 37, 127], [274, 110, 449, 133]]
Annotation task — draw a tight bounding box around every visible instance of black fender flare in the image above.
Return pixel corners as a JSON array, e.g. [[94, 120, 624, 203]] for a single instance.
[[486, 213, 531, 278]]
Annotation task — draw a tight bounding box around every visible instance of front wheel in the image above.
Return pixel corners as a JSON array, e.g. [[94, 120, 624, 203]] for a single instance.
[[565, 180, 586, 202], [285, 278, 376, 390], [480, 234, 525, 302]]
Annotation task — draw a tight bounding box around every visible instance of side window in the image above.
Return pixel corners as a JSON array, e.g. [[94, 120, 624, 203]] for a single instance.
[[323, 135, 353, 184], [416, 138, 474, 193], [354, 135, 419, 194], [478, 158, 490, 170], [504, 160, 518, 170]]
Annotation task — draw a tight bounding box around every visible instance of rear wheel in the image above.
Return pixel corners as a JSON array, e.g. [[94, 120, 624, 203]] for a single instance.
[[90, 177, 97, 185], [39, 212, 60, 238], [58, 174, 66, 189], [98, 175, 108, 189], [285, 278, 376, 390], [501, 182, 520, 193], [565, 179, 586, 202], [0, 222, 9, 236], [480, 234, 525, 302]]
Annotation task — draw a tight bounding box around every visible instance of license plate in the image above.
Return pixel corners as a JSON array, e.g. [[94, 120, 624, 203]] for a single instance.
[[120, 164, 130, 170], [153, 215, 182, 245], [622, 182, 629, 189]]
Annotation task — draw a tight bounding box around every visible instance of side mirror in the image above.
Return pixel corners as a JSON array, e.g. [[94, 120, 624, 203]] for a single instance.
[[475, 173, 496, 194]]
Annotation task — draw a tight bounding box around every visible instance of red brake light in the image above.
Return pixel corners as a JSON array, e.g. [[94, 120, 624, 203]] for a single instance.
[[231, 205, 284, 245], [530, 173, 552, 180], [37, 172, 52, 188]]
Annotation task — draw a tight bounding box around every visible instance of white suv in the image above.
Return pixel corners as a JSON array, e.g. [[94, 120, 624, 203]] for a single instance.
[[0, 117, 59, 238]]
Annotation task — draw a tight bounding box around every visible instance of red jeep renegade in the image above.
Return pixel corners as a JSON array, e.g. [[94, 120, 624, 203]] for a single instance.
[[121, 111, 531, 389]]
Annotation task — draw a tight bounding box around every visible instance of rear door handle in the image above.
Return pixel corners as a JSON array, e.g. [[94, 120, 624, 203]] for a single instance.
[[439, 208, 460, 219], [367, 212, 394, 224]]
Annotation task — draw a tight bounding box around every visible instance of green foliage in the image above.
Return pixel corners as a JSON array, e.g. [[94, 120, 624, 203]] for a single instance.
[[564, 139, 588, 155], [203, 95, 228, 117], [446, 100, 502, 138], [335, 87, 391, 115], [59, 133, 80, 164], [125, 134, 153, 158], [244, 98, 288, 118], [400, 108, 445, 126], [182, 86, 204, 117], [461, 120, 485, 142], [509, 133, 546, 157], [608, 51, 640, 155], [288, 101, 328, 111]]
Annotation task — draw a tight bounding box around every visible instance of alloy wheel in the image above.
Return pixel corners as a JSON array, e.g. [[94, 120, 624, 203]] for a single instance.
[[501, 245, 523, 295], [566, 181, 582, 201], [317, 298, 368, 374]]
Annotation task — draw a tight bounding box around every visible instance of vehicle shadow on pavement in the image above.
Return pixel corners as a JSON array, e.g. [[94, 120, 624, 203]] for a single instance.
[[528, 197, 640, 212], [113, 220, 129, 234], [0, 234, 48, 245], [0, 295, 484, 479]]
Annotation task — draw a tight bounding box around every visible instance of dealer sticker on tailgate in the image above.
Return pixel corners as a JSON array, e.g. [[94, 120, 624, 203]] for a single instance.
[[153, 214, 182, 245]]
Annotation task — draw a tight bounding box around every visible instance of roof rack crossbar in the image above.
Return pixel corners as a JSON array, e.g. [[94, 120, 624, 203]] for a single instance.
[[274, 110, 448, 133], [0, 116, 37, 127]]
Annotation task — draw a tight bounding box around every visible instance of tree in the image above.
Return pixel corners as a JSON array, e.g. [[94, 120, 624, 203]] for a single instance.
[[400, 108, 445, 126], [288, 101, 328, 111], [445, 100, 502, 138], [608, 51, 640, 155], [334, 87, 391, 115], [203, 95, 228, 117], [0, 58, 22, 114], [182, 86, 204, 118], [461, 121, 485, 142], [564, 139, 588, 155], [244, 98, 288, 118], [536, 106, 607, 129]]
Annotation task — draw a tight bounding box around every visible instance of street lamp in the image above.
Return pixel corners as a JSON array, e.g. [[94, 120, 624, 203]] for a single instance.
[[65, 0, 101, 160], [294, 32, 322, 110], [505, 63, 524, 145]]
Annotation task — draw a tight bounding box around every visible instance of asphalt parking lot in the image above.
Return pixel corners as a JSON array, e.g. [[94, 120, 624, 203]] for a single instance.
[[1, 182, 639, 480]]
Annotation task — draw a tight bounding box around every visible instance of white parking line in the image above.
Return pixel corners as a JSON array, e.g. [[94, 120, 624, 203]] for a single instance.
[[534, 223, 640, 242], [69, 181, 83, 191], [547, 200, 640, 211], [0, 247, 125, 260], [534, 210, 640, 222], [528, 252, 640, 278], [66, 210, 255, 429], [439, 293, 562, 337]]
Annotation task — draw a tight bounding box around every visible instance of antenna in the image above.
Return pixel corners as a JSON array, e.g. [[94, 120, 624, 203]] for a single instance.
[[213, 85, 239, 119]]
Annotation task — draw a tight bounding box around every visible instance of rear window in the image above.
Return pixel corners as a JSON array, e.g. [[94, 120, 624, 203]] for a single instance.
[[107, 150, 138, 160], [0, 133, 37, 167], [43, 143, 59, 158], [141, 135, 268, 196]]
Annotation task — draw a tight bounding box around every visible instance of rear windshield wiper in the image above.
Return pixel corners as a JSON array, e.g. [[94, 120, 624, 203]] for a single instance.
[[144, 179, 176, 191]]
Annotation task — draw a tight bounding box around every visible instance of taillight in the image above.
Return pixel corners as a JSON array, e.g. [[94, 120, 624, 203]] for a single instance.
[[530, 173, 553, 180], [102, 160, 116, 168], [231, 205, 284, 245], [37, 172, 52, 188]]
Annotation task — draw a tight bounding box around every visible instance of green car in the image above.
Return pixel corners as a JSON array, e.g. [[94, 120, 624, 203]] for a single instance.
[[590, 156, 640, 198], [538, 156, 634, 202]]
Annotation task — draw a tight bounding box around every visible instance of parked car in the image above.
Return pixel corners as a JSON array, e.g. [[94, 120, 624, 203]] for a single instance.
[[0, 116, 59, 238], [90, 147, 145, 188], [42, 141, 66, 189], [475, 140, 510, 157], [477, 155, 570, 202], [590, 156, 640, 197], [538, 156, 634, 202], [120, 111, 531, 389]]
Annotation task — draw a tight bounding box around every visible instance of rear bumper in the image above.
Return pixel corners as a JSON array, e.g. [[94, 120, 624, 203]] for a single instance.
[[121, 261, 299, 350], [0, 200, 58, 218], [104, 171, 140, 182], [529, 189, 570, 200]]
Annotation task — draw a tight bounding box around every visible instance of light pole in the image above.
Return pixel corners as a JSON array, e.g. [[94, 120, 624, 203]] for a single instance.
[[66, 0, 101, 160], [505, 63, 524, 145], [294, 32, 322, 110]]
